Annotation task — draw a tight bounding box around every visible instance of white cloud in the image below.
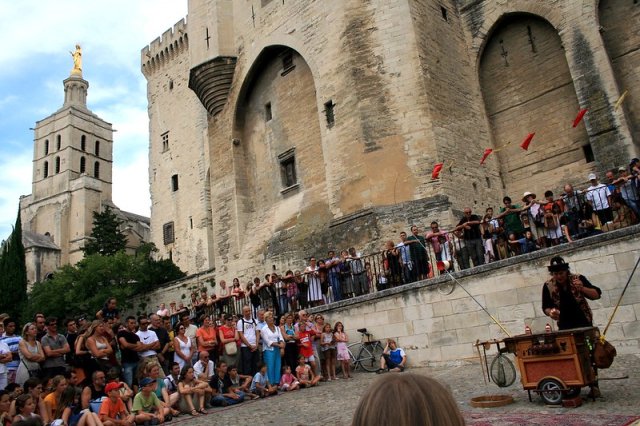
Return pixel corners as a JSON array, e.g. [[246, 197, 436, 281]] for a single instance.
[[0, 150, 32, 239], [0, 0, 188, 238]]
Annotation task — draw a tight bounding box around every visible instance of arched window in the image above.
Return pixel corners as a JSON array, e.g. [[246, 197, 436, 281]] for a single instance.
[[94, 161, 100, 178], [55, 156, 60, 174], [81, 135, 86, 151], [44, 139, 49, 155], [43, 161, 49, 178], [80, 156, 86, 173], [95, 140, 100, 156], [56, 135, 61, 150]]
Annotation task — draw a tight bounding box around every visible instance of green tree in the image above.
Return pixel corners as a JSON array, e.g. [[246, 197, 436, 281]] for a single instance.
[[22, 243, 185, 321], [0, 210, 28, 319], [83, 206, 127, 256]]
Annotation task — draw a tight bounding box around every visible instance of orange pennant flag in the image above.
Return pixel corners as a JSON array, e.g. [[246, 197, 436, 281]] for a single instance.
[[520, 132, 535, 150], [480, 148, 493, 165]]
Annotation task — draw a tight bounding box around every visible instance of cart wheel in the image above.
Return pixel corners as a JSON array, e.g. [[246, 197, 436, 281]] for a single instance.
[[538, 378, 564, 405], [565, 387, 581, 398]]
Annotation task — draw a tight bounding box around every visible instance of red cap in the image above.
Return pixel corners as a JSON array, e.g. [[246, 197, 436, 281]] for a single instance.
[[105, 382, 124, 393]]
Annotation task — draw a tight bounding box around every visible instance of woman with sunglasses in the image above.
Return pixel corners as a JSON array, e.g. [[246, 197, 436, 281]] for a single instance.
[[173, 324, 193, 371], [218, 314, 240, 369]]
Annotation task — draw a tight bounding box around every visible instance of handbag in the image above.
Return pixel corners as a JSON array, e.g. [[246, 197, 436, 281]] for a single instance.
[[224, 341, 238, 356], [21, 359, 41, 378]]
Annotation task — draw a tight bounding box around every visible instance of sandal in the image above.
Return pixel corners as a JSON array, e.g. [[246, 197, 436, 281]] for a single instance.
[[190, 409, 199, 416], [198, 408, 207, 415]]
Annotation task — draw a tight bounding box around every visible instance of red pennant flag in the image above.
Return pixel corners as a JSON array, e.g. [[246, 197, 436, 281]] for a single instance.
[[480, 148, 493, 165], [520, 132, 535, 150], [431, 163, 444, 180], [572, 108, 588, 128]]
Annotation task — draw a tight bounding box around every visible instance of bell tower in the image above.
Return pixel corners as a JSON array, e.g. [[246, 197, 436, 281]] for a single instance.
[[21, 45, 114, 270]]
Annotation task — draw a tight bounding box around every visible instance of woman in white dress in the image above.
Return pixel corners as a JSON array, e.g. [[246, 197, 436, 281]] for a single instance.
[[173, 324, 193, 370]]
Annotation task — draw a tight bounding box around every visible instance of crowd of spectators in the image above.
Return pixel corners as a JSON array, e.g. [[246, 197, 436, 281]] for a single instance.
[[0, 299, 409, 425]]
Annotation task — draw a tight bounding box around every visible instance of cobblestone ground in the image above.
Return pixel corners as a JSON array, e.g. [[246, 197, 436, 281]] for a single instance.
[[169, 354, 640, 425]]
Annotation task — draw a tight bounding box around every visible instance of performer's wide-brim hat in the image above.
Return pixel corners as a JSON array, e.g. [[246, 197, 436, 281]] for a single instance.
[[548, 256, 570, 272]]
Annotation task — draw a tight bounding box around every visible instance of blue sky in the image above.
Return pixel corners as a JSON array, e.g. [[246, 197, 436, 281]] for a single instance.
[[0, 0, 188, 240]]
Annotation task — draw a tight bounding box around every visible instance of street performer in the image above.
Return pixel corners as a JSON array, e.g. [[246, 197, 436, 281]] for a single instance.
[[542, 256, 603, 397]]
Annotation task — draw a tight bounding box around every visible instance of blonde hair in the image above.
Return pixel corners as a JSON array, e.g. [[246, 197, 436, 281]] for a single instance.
[[352, 374, 465, 426]]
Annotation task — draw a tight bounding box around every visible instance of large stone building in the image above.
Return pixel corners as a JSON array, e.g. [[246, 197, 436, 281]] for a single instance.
[[20, 62, 151, 286], [142, 0, 638, 279]]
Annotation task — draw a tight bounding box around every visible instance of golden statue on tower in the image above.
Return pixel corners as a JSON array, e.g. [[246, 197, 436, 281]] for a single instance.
[[70, 44, 82, 76]]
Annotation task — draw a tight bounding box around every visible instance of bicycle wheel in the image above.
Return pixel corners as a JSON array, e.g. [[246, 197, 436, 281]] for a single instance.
[[347, 343, 361, 371], [358, 346, 379, 372], [371, 342, 384, 365]]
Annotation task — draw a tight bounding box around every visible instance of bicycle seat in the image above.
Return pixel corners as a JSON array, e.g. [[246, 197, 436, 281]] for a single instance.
[[357, 328, 368, 334]]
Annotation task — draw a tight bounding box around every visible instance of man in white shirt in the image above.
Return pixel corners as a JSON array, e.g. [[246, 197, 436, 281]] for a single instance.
[[237, 306, 259, 377], [586, 173, 613, 224], [193, 351, 215, 381], [0, 339, 11, 390], [135, 317, 162, 376]]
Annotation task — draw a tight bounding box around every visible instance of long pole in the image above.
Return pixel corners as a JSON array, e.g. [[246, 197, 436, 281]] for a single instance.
[[444, 270, 512, 337]]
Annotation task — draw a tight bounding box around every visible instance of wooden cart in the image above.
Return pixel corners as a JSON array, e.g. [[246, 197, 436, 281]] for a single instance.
[[503, 326, 599, 404]]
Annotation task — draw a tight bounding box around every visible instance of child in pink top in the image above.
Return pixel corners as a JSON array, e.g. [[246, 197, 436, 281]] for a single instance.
[[334, 322, 351, 379], [295, 355, 321, 387], [278, 365, 300, 391]]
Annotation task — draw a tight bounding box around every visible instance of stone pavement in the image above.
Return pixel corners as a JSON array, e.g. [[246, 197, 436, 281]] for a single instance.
[[168, 354, 640, 425]]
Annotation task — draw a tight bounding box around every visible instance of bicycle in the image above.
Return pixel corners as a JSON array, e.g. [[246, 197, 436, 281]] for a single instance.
[[347, 328, 385, 372]]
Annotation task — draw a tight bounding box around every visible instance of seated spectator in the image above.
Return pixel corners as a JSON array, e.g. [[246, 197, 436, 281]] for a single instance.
[[18, 378, 49, 424], [176, 367, 207, 416], [81, 371, 106, 414], [225, 366, 257, 400], [352, 374, 465, 426], [0, 390, 12, 426], [294, 356, 321, 388], [12, 394, 41, 424], [58, 386, 92, 426], [209, 362, 244, 407], [162, 363, 180, 399], [193, 351, 215, 383], [131, 377, 164, 424], [278, 366, 300, 392], [577, 203, 604, 238], [143, 363, 177, 418], [99, 382, 135, 426], [43, 375, 67, 421], [250, 363, 277, 397], [377, 339, 406, 373]]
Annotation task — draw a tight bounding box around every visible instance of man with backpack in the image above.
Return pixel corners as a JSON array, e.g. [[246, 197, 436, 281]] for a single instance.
[[236, 306, 260, 377]]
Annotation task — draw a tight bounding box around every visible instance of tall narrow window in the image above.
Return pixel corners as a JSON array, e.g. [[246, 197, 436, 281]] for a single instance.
[[265, 102, 272, 121], [94, 161, 100, 178], [278, 148, 297, 189], [81, 135, 86, 151], [582, 144, 595, 163], [56, 135, 61, 150], [324, 100, 335, 128], [43, 161, 49, 178], [80, 157, 86, 173], [441, 6, 448, 21], [171, 174, 179, 191], [163, 222, 175, 245], [281, 51, 295, 75], [44, 140, 49, 155], [95, 140, 100, 156], [55, 157, 60, 174], [162, 132, 169, 152]]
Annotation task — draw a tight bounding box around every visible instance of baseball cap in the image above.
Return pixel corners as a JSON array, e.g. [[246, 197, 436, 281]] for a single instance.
[[139, 377, 155, 387], [587, 173, 597, 181], [618, 166, 626, 172], [105, 382, 124, 393]]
